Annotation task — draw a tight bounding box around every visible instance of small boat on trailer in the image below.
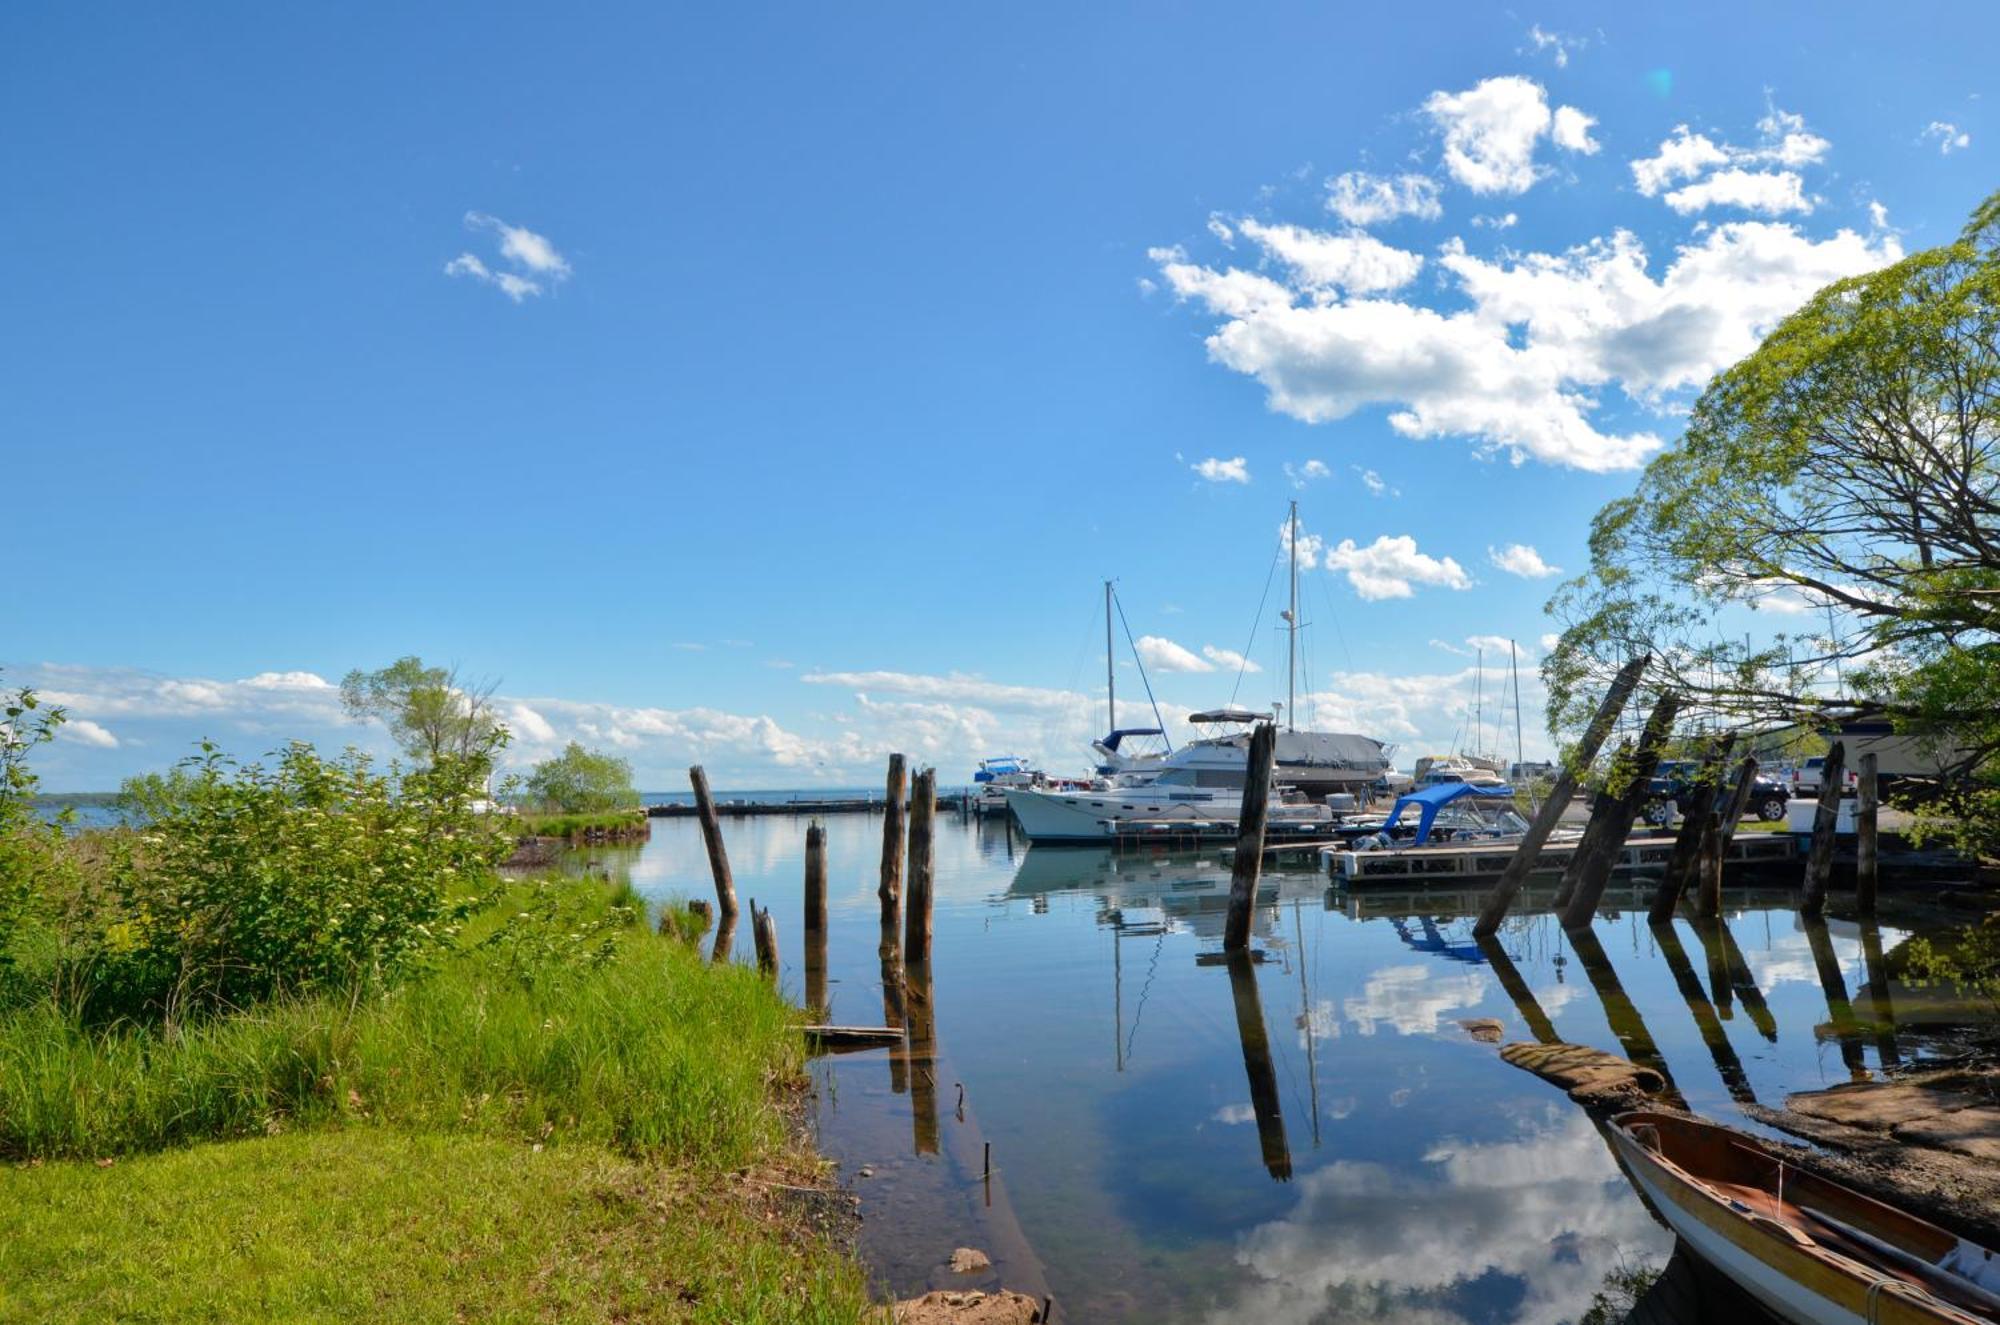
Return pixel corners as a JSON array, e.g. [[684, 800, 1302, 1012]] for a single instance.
[[1607, 1110, 2000, 1324]]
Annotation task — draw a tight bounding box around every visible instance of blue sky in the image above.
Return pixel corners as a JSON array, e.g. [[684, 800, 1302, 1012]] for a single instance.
[[6, 4, 1994, 788]]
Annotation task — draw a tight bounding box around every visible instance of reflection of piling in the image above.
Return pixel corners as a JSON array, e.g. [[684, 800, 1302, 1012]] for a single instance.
[[1476, 654, 1649, 938], [904, 768, 936, 967], [1652, 736, 1736, 923], [1803, 913, 1868, 1079], [1560, 692, 1681, 931], [1857, 753, 1880, 915], [1687, 914, 1733, 1017], [1567, 926, 1682, 1104], [688, 764, 740, 921], [1224, 949, 1291, 1181], [804, 822, 828, 1013], [1224, 723, 1277, 953], [1801, 740, 1847, 916], [880, 937, 908, 1094], [751, 899, 779, 979], [879, 753, 907, 933], [1474, 932, 1561, 1045], [1654, 922, 1755, 1104], [1859, 917, 1901, 1069], [905, 959, 939, 1154], [1697, 812, 1723, 918], [1707, 914, 1779, 1043]]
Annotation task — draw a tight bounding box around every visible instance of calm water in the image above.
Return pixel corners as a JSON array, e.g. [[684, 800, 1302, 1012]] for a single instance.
[[573, 809, 1966, 1324]]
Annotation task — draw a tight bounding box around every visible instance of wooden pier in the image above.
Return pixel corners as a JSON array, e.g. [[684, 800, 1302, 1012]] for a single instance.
[[1325, 829, 1797, 886]]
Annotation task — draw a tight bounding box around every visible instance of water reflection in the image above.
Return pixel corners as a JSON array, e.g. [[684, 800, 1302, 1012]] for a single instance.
[[580, 816, 1990, 1323]]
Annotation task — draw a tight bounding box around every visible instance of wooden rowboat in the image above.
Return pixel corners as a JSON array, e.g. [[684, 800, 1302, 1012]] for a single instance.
[[1608, 1111, 2000, 1324]]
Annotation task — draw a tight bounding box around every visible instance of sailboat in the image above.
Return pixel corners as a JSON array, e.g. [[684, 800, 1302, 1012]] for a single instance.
[[1006, 503, 1394, 843]]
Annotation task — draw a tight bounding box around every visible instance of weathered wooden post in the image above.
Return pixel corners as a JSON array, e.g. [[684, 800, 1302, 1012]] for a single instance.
[[1649, 734, 1736, 923], [683, 897, 713, 936], [804, 822, 828, 1012], [710, 908, 737, 965], [1223, 723, 1278, 953], [879, 753, 907, 928], [1697, 811, 1723, 918], [688, 765, 739, 921], [1715, 755, 1762, 853], [1559, 691, 1681, 932], [1800, 740, 1847, 917], [750, 899, 779, 979], [1856, 752, 1879, 916], [1474, 655, 1650, 938], [903, 767, 936, 967], [1550, 741, 1632, 911]]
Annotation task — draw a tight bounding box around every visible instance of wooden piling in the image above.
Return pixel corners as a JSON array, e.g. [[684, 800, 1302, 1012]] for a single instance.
[[685, 897, 713, 935], [804, 822, 828, 1012], [903, 767, 936, 967], [1715, 755, 1762, 853], [1473, 654, 1650, 938], [1697, 811, 1722, 918], [1559, 691, 1681, 931], [1224, 723, 1278, 953], [1650, 735, 1735, 924], [688, 765, 739, 921], [879, 753, 907, 929], [710, 909, 737, 966], [1856, 751, 1879, 916], [1551, 741, 1632, 912], [751, 899, 779, 979], [1800, 740, 1846, 917]]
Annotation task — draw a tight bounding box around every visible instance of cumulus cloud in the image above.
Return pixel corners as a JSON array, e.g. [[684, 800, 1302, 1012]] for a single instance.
[[1353, 467, 1396, 498], [1323, 535, 1473, 600], [1550, 106, 1600, 155], [1423, 76, 1596, 195], [445, 212, 571, 302], [1524, 24, 1587, 68], [1324, 172, 1444, 226], [61, 718, 120, 749], [1192, 455, 1251, 484], [1923, 121, 1972, 154], [1236, 218, 1425, 295], [1202, 645, 1263, 674], [1631, 108, 1829, 215], [1489, 543, 1562, 578], [1133, 635, 1215, 673]]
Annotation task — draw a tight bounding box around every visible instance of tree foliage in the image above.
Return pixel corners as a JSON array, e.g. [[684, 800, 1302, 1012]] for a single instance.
[[524, 742, 639, 814], [0, 677, 70, 979], [339, 656, 506, 771], [1547, 189, 2000, 847]]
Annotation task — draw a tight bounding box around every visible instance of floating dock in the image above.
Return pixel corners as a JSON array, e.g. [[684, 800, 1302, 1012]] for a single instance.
[[1323, 830, 1797, 885], [648, 793, 971, 819]]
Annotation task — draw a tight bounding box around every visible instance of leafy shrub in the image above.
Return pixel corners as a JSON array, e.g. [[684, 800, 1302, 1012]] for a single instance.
[[524, 742, 640, 813], [92, 743, 511, 1021]]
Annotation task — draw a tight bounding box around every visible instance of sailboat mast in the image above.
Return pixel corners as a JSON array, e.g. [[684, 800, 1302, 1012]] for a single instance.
[[1511, 639, 1524, 777], [1104, 579, 1116, 734], [1474, 646, 1484, 757], [1287, 500, 1298, 732]]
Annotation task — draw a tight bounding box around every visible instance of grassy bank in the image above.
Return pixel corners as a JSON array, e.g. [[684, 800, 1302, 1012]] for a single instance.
[[515, 808, 652, 841], [0, 878, 871, 1322]]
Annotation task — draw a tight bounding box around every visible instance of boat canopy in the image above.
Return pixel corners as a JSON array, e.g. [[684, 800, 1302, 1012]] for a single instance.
[[1380, 781, 1518, 844], [974, 755, 1029, 782], [1187, 708, 1267, 725], [1096, 727, 1165, 751]]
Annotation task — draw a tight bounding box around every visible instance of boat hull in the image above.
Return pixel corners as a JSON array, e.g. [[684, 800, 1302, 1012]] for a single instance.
[[1003, 787, 1229, 843]]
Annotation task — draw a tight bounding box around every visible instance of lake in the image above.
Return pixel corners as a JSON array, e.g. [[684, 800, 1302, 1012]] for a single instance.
[[565, 807, 1954, 1324]]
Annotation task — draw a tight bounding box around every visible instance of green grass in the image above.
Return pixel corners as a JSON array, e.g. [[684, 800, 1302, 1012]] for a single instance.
[[0, 1128, 868, 1324], [0, 878, 873, 1323], [515, 809, 649, 840]]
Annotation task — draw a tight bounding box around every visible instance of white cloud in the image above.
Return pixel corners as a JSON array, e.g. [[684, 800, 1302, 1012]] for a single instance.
[[1923, 121, 1972, 154], [1868, 200, 1891, 230], [1472, 212, 1519, 230], [61, 718, 119, 749], [1488, 543, 1562, 578], [1283, 459, 1331, 488], [446, 212, 571, 302], [1237, 218, 1425, 295], [1192, 455, 1251, 484], [1524, 24, 1587, 68], [1353, 467, 1396, 498], [1663, 168, 1810, 216], [1550, 106, 1600, 155], [1133, 635, 1215, 673], [1202, 645, 1263, 674], [1324, 172, 1444, 226], [1631, 109, 1829, 215], [1323, 535, 1473, 600], [1423, 76, 1595, 195], [1206, 214, 1236, 245]]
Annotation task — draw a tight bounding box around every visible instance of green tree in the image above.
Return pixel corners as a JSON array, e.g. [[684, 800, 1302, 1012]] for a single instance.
[[1547, 189, 2000, 851], [525, 742, 640, 813], [0, 677, 68, 976], [339, 657, 506, 773]]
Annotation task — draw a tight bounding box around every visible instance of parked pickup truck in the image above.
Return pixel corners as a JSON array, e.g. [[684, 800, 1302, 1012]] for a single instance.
[[1640, 759, 1790, 827], [1790, 755, 1860, 798]]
